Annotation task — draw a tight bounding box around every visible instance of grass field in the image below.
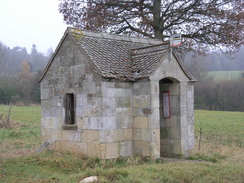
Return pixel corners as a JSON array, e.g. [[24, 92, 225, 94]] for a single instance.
[[207, 70, 244, 81], [0, 105, 244, 183]]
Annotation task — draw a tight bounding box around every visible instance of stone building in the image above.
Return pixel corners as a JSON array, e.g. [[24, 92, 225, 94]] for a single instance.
[[39, 27, 196, 159]]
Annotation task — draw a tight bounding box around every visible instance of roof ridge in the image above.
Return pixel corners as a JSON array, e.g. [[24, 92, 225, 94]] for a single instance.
[[131, 43, 170, 56], [131, 49, 168, 57], [67, 27, 163, 44]]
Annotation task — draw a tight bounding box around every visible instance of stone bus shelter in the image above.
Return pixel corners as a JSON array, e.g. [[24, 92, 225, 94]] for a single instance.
[[39, 28, 196, 159]]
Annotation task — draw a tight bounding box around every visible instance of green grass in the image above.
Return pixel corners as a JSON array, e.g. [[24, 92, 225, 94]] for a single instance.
[[207, 70, 244, 81], [0, 105, 41, 158], [1, 151, 243, 183], [195, 110, 244, 147], [0, 106, 244, 183]]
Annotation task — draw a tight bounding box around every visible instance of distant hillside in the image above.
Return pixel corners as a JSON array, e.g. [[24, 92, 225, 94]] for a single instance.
[[208, 70, 244, 81]]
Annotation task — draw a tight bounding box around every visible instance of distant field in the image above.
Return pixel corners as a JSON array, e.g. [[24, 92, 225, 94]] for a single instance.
[[0, 105, 244, 183], [208, 70, 244, 81], [194, 110, 244, 146]]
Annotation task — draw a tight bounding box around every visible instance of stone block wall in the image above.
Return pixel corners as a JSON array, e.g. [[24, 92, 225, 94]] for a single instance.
[[132, 81, 152, 156], [41, 34, 135, 159], [41, 34, 194, 159]]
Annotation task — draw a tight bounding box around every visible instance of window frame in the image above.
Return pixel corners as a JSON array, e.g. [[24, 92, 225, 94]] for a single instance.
[[64, 93, 76, 125]]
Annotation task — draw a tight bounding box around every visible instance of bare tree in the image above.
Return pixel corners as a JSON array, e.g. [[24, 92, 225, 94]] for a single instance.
[[59, 0, 243, 53]]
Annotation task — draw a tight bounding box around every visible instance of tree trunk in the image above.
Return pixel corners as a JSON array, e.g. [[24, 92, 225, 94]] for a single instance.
[[153, 0, 162, 39]]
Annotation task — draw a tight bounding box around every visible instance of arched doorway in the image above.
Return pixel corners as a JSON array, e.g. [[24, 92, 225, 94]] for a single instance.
[[159, 77, 181, 157]]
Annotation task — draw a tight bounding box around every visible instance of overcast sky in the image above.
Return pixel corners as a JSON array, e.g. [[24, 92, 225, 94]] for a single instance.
[[0, 0, 68, 54]]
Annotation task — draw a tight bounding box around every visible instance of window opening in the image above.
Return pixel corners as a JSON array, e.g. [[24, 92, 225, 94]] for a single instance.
[[65, 93, 75, 124]]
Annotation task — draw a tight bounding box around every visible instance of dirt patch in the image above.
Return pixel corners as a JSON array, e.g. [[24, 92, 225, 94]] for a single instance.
[[0, 140, 38, 160], [0, 148, 36, 160]]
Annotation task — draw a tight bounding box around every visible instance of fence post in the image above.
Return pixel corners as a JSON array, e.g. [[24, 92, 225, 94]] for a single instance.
[[6, 103, 12, 128], [199, 128, 202, 150]]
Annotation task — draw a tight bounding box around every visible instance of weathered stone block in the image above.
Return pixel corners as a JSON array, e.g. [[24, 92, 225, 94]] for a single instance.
[[132, 108, 142, 117], [52, 129, 62, 141], [76, 94, 88, 107], [55, 141, 87, 156], [116, 108, 132, 116], [150, 80, 159, 95], [134, 141, 150, 156], [82, 130, 99, 142], [88, 117, 103, 129], [116, 97, 131, 107], [41, 88, 50, 100], [102, 97, 116, 116], [187, 125, 194, 138], [102, 117, 117, 130], [119, 141, 133, 157], [134, 129, 141, 141], [52, 107, 63, 118], [52, 96, 63, 107], [114, 82, 132, 89], [124, 129, 133, 141], [151, 95, 160, 108], [106, 143, 119, 159], [77, 117, 88, 129], [140, 129, 151, 141], [117, 116, 133, 129], [170, 127, 181, 140], [149, 108, 160, 128], [181, 127, 188, 140], [113, 129, 124, 141], [173, 140, 182, 154], [72, 65, 85, 75], [134, 128, 151, 141], [42, 117, 62, 129], [87, 143, 98, 158], [96, 143, 106, 159], [41, 100, 52, 117], [188, 135, 195, 150], [151, 141, 160, 158], [107, 88, 132, 98], [160, 127, 169, 139], [180, 82, 188, 95], [62, 130, 81, 141], [151, 129, 160, 142], [134, 116, 148, 128], [160, 138, 171, 145], [100, 130, 113, 143], [87, 96, 102, 107], [86, 82, 96, 94], [133, 95, 149, 108], [166, 116, 179, 128], [41, 128, 52, 141]]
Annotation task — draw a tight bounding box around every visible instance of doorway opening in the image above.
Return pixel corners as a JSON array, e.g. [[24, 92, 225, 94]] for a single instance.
[[159, 77, 181, 157]]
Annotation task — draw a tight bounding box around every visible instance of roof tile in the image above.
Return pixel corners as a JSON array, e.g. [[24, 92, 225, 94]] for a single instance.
[[63, 28, 195, 81], [69, 28, 169, 80]]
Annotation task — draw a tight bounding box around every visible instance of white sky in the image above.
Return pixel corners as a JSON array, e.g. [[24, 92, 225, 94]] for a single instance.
[[0, 0, 68, 54]]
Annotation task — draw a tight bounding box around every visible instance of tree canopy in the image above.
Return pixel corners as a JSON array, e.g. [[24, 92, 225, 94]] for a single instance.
[[59, 0, 243, 53]]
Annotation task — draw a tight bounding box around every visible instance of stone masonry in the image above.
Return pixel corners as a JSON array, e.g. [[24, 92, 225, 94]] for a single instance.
[[39, 28, 196, 159]]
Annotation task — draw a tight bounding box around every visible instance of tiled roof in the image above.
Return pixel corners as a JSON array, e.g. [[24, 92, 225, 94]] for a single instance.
[[69, 28, 167, 80], [39, 28, 195, 82]]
